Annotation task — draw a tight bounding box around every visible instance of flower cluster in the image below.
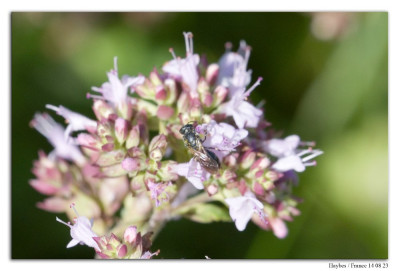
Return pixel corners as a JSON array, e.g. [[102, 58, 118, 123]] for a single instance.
[[30, 32, 322, 258]]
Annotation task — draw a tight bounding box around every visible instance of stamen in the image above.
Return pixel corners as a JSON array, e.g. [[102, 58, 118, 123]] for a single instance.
[[183, 32, 194, 55], [113, 56, 118, 74], [169, 48, 177, 60], [86, 93, 105, 100], [70, 203, 80, 217], [225, 41, 232, 51], [299, 140, 316, 147], [244, 77, 263, 97], [45, 104, 60, 113], [301, 150, 323, 162], [56, 217, 72, 228]]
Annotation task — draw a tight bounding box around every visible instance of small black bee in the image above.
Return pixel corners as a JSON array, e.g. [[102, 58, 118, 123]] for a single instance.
[[180, 122, 221, 174]]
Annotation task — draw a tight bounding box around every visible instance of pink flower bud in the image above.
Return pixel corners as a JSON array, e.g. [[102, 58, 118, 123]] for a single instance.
[[121, 157, 140, 172], [156, 105, 174, 120], [240, 150, 256, 169], [117, 244, 128, 258], [250, 157, 270, 171], [206, 63, 219, 85], [155, 86, 167, 101], [213, 85, 228, 106], [115, 118, 129, 144], [126, 125, 140, 149], [164, 78, 177, 104], [123, 226, 138, 244], [177, 92, 190, 113], [206, 184, 218, 196], [93, 100, 114, 121]]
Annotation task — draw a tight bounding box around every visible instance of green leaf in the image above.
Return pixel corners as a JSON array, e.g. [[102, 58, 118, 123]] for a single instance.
[[178, 203, 231, 223]]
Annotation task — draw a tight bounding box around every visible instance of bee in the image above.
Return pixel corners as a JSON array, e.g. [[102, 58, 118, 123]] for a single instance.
[[180, 122, 221, 174]]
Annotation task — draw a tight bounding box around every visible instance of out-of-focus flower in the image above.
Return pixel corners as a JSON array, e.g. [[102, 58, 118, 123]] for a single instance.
[[56, 203, 100, 250], [225, 192, 265, 231], [45, 104, 97, 136], [30, 113, 85, 164], [266, 135, 323, 172]]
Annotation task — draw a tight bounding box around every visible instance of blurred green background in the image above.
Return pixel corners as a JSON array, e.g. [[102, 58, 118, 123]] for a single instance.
[[11, 12, 388, 259]]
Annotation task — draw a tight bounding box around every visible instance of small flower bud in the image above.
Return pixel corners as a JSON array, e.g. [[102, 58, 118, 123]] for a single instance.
[[93, 100, 114, 121], [126, 125, 140, 149], [123, 226, 138, 244], [164, 78, 178, 105], [117, 244, 128, 258], [149, 134, 168, 153], [250, 157, 270, 171], [156, 105, 175, 120], [240, 150, 256, 169], [115, 118, 129, 144], [177, 91, 190, 113], [205, 63, 219, 85], [149, 69, 162, 86], [155, 85, 167, 101], [212, 85, 228, 107], [122, 157, 141, 172], [206, 184, 218, 196]]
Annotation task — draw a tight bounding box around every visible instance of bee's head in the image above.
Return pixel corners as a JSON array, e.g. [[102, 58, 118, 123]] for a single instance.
[[180, 123, 194, 135]]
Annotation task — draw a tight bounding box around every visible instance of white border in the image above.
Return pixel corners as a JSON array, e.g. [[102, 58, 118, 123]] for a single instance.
[[2, 1, 397, 271]]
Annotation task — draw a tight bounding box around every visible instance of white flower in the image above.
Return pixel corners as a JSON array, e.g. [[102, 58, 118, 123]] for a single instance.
[[88, 57, 145, 108], [225, 192, 264, 231], [217, 40, 252, 98], [197, 120, 248, 159], [31, 113, 85, 164], [46, 104, 97, 137], [171, 158, 210, 189], [56, 204, 100, 251], [266, 135, 323, 172], [218, 77, 263, 129], [162, 32, 200, 98]]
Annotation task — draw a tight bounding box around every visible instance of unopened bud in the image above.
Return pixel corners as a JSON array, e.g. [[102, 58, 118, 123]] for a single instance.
[[122, 157, 141, 172], [213, 86, 228, 107], [156, 105, 175, 120], [205, 63, 219, 85], [126, 125, 140, 149], [123, 226, 138, 244], [240, 150, 256, 169], [93, 100, 114, 121], [115, 118, 129, 144]]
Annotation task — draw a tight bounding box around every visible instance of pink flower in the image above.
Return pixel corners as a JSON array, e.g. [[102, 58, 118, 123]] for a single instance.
[[56, 203, 100, 250], [31, 113, 85, 164], [266, 135, 323, 172], [172, 159, 210, 189], [46, 104, 97, 137], [88, 57, 145, 109], [218, 77, 263, 129], [162, 32, 200, 98], [197, 120, 248, 159], [225, 192, 265, 231]]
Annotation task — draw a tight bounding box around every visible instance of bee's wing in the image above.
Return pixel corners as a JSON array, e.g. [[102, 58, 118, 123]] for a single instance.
[[192, 146, 220, 174]]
